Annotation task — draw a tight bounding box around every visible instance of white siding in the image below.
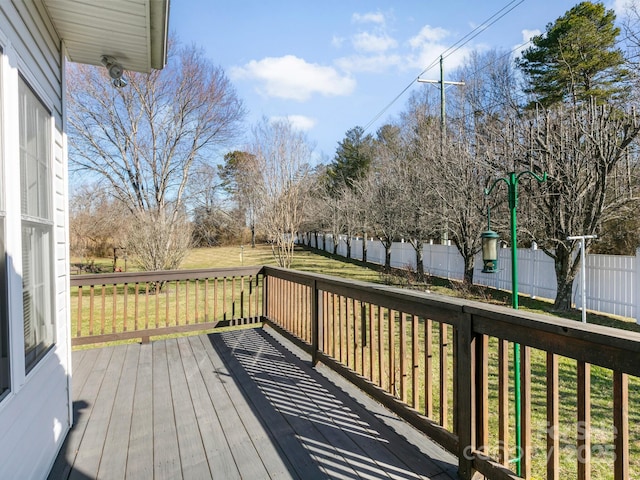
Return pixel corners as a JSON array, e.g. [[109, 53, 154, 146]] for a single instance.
[[0, 2, 70, 479], [0, 1, 62, 125]]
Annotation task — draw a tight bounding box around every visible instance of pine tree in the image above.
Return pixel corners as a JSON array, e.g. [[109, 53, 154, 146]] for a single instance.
[[518, 1, 628, 106]]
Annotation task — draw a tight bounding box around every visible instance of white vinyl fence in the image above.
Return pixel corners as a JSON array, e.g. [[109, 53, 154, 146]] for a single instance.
[[300, 233, 640, 323]]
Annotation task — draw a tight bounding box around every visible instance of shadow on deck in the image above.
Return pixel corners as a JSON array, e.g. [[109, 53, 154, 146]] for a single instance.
[[49, 326, 458, 479]]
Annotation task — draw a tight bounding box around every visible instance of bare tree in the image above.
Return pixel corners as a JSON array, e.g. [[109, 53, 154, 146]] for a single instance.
[[69, 184, 127, 260], [188, 163, 242, 247], [125, 210, 193, 271], [340, 187, 366, 259], [249, 118, 314, 268], [67, 38, 245, 270], [316, 192, 344, 255], [515, 102, 640, 310], [218, 151, 262, 247], [399, 95, 447, 281], [435, 138, 491, 284], [357, 125, 407, 272], [399, 52, 513, 285]]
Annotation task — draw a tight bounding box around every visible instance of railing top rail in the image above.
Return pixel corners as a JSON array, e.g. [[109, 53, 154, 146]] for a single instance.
[[70, 265, 264, 287], [265, 265, 473, 326], [466, 302, 640, 376]]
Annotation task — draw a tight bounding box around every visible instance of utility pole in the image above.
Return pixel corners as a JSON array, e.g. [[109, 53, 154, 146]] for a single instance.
[[418, 56, 465, 151], [417, 56, 464, 244]]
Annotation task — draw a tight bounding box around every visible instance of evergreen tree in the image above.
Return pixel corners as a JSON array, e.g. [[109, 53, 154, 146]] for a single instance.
[[518, 1, 627, 106], [325, 126, 374, 195]]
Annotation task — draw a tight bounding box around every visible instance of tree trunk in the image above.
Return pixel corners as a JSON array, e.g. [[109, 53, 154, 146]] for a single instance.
[[553, 245, 578, 311], [362, 232, 368, 263], [384, 242, 392, 271], [463, 254, 475, 285], [346, 237, 352, 259], [411, 239, 425, 282], [250, 223, 256, 248]]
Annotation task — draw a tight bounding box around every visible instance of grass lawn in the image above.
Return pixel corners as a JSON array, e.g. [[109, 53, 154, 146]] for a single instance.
[[180, 243, 640, 332], [75, 243, 640, 333]]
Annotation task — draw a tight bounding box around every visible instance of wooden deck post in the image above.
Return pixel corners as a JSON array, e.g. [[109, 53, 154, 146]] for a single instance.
[[455, 311, 477, 480], [311, 279, 319, 366]]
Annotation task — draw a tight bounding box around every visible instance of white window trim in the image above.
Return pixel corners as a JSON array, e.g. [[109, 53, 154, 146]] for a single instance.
[[0, 40, 58, 394], [0, 40, 24, 395], [19, 74, 56, 375], [0, 41, 8, 403]]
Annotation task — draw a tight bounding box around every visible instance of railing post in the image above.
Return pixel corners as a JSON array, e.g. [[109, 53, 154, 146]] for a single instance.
[[262, 270, 269, 321], [456, 310, 477, 480], [311, 279, 319, 366]]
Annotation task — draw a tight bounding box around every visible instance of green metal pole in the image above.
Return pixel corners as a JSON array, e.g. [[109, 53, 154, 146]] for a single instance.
[[508, 172, 522, 477], [508, 173, 519, 310], [485, 170, 546, 478]]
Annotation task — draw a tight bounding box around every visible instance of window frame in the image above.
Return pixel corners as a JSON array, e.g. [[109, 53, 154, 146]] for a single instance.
[[0, 44, 9, 400], [18, 74, 55, 373]]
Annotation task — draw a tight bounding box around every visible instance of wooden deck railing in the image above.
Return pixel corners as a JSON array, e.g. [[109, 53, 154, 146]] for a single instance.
[[71, 265, 640, 480], [70, 266, 263, 345], [262, 266, 640, 480]]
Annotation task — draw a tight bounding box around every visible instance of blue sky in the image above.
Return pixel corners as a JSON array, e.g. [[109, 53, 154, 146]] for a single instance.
[[171, 1, 627, 162]]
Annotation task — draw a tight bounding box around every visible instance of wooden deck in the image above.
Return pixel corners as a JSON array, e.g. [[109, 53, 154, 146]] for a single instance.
[[49, 326, 458, 480]]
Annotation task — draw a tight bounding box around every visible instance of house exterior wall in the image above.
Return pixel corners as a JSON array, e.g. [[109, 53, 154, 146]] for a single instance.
[[0, 2, 71, 479]]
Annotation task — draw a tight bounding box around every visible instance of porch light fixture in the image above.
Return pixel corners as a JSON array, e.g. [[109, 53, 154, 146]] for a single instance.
[[100, 55, 128, 88]]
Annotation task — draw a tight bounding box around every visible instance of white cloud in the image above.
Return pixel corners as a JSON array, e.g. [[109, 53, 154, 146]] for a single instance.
[[521, 29, 541, 43], [352, 12, 385, 25], [514, 29, 541, 57], [335, 23, 468, 73], [610, 0, 631, 16], [352, 31, 398, 53], [335, 10, 400, 72], [230, 55, 356, 101], [271, 115, 317, 131], [404, 25, 467, 71], [409, 25, 449, 48], [332, 35, 345, 48]]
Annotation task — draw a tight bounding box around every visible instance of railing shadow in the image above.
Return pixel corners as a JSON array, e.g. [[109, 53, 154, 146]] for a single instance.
[[209, 327, 457, 479]]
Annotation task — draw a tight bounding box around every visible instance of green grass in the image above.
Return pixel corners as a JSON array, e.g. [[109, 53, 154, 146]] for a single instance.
[[182, 244, 383, 282], [75, 243, 640, 340], [180, 244, 640, 331]]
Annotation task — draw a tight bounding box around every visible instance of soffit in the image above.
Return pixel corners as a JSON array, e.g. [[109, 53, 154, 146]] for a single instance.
[[41, 0, 169, 72]]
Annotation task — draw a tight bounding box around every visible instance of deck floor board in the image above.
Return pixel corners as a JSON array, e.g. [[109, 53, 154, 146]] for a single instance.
[[50, 328, 458, 480], [125, 343, 154, 479], [98, 344, 139, 480]]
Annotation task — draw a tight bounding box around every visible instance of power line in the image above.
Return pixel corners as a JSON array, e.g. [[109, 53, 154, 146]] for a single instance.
[[362, 0, 525, 133], [444, 41, 533, 123], [446, 30, 638, 123], [441, 0, 525, 62]]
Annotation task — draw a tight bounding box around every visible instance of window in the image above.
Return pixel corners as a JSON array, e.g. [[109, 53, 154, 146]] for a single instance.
[[19, 76, 54, 372], [0, 45, 8, 398]]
